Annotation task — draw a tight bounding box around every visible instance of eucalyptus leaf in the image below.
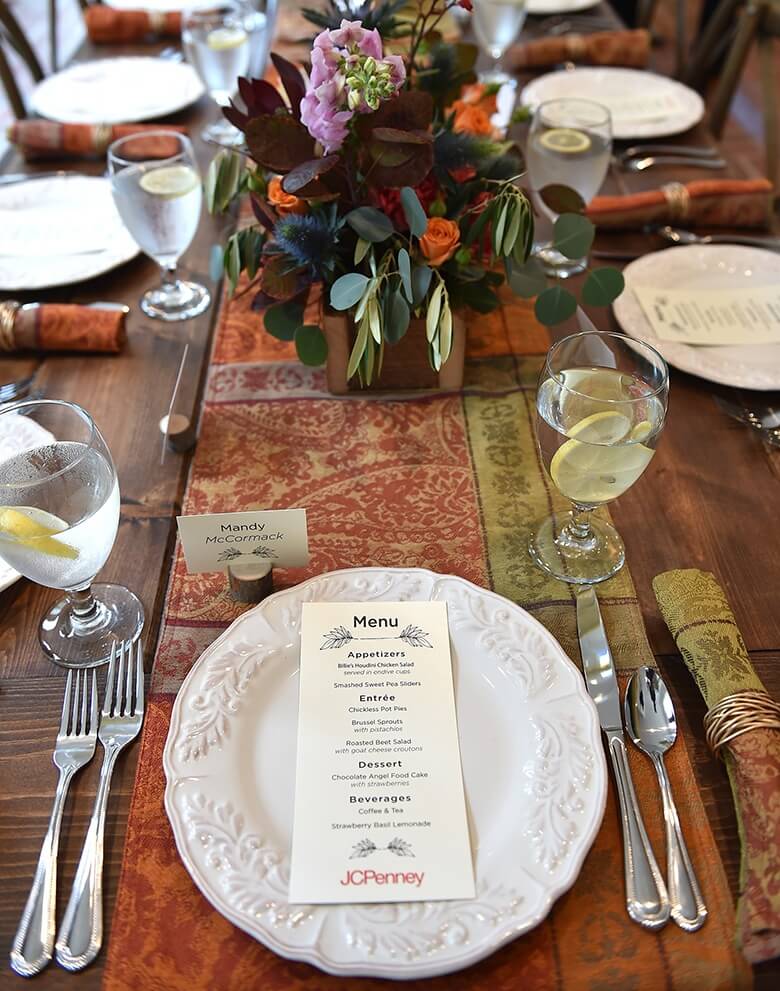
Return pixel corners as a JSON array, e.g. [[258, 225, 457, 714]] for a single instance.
[[552, 213, 595, 260], [535, 285, 578, 326], [398, 248, 413, 303], [508, 257, 547, 299], [265, 300, 305, 341], [354, 277, 376, 322], [209, 243, 223, 281], [354, 237, 371, 265], [400, 186, 427, 238], [347, 316, 369, 379], [581, 267, 626, 307], [345, 207, 395, 243], [294, 325, 328, 366], [426, 280, 444, 342], [411, 263, 432, 307], [331, 273, 370, 310], [383, 286, 410, 343], [539, 184, 586, 215]]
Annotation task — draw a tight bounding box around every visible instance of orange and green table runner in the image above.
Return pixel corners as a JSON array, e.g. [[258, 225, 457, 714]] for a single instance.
[[102, 283, 751, 990]]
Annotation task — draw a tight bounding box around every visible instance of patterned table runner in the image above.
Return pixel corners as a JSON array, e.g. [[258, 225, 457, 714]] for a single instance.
[[103, 284, 751, 990]]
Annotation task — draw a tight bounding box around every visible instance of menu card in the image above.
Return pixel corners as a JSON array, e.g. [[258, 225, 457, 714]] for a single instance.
[[633, 284, 780, 345], [288, 601, 475, 905], [606, 92, 684, 124]]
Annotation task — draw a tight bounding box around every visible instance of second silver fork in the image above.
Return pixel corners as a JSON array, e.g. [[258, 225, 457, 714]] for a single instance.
[[55, 641, 145, 971], [10, 670, 98, 977]]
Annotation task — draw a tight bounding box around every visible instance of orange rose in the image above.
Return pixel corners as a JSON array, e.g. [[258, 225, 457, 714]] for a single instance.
[[419, 218, 461, 267], [450, 100, 493, 136], [459, 82, 499, 118], [268, 176, 307, 215]]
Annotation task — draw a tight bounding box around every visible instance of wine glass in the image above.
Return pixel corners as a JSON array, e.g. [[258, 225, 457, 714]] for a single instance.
[[526, 98, 612, 277], [0, 400, 144, 667], [183, 1, 255, 147], [108, 130, 210, 322], [472, 0, 528, 85], [529, 331, 669, 584]]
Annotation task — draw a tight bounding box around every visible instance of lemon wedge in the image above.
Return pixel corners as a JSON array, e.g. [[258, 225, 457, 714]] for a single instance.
[[539, 128, 591, 155], [206, 26, 248, 51], [0, 507, 78, 559], [139, 164, 200, 199], [630, 420, 653, 442], [550, 411, 654, 505]]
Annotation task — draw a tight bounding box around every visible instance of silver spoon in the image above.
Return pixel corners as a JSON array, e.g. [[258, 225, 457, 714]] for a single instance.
[[624, 666, 708, 932], [658, 226, 780, 251]]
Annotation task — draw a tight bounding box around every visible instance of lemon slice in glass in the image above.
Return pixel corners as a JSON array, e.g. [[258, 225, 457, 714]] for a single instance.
[[0, 507, 78, 559], [206, 26, 248, 51], [139, 164, 200, 199], [550, 411, 653, 504], [539, 128, 591, 155], [630, 420, 653, 442]]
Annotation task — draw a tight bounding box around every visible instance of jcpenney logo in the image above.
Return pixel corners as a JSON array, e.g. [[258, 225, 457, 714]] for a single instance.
[[339, 869, 425, 888]]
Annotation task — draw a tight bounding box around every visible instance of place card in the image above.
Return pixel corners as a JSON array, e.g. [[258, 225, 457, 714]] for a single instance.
[[633, 284, 780, 346], [605, 92, 684, 124], [176, 508, 308, 573], [288, 600, 475, 905]]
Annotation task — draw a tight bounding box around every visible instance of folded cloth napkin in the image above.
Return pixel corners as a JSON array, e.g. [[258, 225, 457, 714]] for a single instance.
[[0, 301, 126, 353], [653, 569, 780, 964], [85, 7, 181, 43], [587, 178, 773, 230], [507, 28, 650, 71], [7, 120, 188, 160]]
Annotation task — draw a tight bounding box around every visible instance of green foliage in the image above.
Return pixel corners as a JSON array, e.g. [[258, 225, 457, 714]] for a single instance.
[[535, 285, 578, 326], [205, 149, 243, 214], [582, 268, 626, 307], [400, 187, 427, 238], [302, 0, 410, 39], [295, 325, 328, 366], [223, 227, 265, 295], [552, 214, 595, 260], [265, 299, 305, 341], [331, 273, 370, 310], [415, 41, 478, 110], [345, 207, 395, 243]]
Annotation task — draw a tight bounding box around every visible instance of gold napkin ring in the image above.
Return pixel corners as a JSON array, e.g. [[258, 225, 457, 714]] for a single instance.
[[662, 181, 691, 222], [0, 299, 20, 351], [703, 689, 780, 758], [92, 123, 113, 154]]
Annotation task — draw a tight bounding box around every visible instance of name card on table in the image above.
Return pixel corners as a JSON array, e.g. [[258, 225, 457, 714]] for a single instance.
[[176, 509, 309, 573], [633, 284, 780, 346], [288, 600, 475, 905]]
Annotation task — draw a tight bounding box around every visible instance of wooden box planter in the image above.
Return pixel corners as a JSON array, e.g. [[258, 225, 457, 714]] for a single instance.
[[322, 310, 466, 394]]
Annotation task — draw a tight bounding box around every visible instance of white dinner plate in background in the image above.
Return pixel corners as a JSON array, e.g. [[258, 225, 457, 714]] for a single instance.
[[105, 0, 192, 7], [614, 244, 780, 390], [31, 57, 204, 125], [0, 176, 138, 291], [164, 567, 606, 979], [526, 0, 601, 13], [520, 67, 705, 139], [0, 414, 56, 593]]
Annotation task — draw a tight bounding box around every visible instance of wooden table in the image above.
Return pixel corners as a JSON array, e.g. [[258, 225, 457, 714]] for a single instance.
[[1, 17, 779, 991]]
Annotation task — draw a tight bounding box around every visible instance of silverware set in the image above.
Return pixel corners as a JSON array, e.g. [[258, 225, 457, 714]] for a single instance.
[[714, 395, 780, 447], [0, 371, 37, 404], [576, 586, 707, 932], [615, 144, 726, 172], [592, 225, 780, 262], [10, 641, 145, 977]]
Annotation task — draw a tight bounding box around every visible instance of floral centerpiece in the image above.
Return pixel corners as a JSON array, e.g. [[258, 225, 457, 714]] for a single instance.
[[207, 0, 622, 387]]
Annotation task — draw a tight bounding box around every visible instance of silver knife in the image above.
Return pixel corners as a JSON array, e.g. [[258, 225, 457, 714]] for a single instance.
[[576, 586, 671, 930]]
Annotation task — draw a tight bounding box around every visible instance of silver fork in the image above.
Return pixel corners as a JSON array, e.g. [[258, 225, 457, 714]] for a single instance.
[[0, 372, 37, 403], [10, 670, 98, 977], [55, 641, 145, 971]]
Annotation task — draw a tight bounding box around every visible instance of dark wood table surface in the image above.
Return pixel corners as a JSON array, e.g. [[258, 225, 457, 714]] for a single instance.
[[1, 11, 779, 990]]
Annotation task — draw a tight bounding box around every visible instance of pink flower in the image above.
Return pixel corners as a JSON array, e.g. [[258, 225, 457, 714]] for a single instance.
[[383, 54, 406, 88]]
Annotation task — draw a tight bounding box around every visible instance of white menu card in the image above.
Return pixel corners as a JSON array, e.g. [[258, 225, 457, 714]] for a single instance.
[[633, 284, 780, 345], [288, 600, 475, 905]]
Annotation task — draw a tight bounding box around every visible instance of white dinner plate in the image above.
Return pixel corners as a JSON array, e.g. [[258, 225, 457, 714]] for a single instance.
[[0, 414, 56, 592], [527, 0, 601, 13], [520, 67, 705, 140], [105, 0, 191, 7], [614, 244, 780, 390], [164, 567, 606, 980], [0, 175, 139, 291], [31, 57, 204, 125]]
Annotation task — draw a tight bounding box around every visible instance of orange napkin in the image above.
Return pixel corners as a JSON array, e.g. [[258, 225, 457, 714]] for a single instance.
[[0, 304, 126, 353], [85, 7, 181, 43], [7, 120, 188, 160], [507, 28, 650, 71], [587, 178, 773, 230]]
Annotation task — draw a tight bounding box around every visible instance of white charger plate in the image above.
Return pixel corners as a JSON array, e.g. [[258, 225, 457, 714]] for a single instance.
[[164, 567, 606, 980], [0, 175, 139, 291], [0, 414, 56, 592], [614, 244, 780, 390], [527, 0, 600, 13], [31, 57, 204, 125], [520, 67, 704, 140]]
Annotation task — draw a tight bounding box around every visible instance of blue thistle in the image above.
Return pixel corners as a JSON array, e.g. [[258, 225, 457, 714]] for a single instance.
[[273, 213, 336, 277]]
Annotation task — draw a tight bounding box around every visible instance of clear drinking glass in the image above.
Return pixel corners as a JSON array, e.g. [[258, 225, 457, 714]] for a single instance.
[[183, 1, 255, 146], [108, 130, 210, 322], [0, 400, 144, 667], [529, 331, 669, 584], [472, 0, 527, 85], [526, 98, 612, 277]]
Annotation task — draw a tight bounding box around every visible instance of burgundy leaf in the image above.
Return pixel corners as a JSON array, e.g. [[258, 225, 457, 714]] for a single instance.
[[245, 114, 315, 172], [356, 91, 434, 141], [238, 76, 286, 116], [270, 53, 307, 120], [250, 193, 277, 231], [282, 155, 341, 195], [372, 127, 433, 146], [260, 256, 307, 300], [223, 101, 249, 132]]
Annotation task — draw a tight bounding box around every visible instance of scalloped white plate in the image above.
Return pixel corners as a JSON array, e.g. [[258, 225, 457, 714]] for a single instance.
[[614, 244, 780, 390], [164, 567, 606, 979]]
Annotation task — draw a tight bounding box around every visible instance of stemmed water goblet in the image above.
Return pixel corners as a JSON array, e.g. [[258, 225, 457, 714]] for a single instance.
[[472, 0, 528, 86], [0, 400, 144, 667], [108, 130, 210, 322], [529, 331, 669, 584]]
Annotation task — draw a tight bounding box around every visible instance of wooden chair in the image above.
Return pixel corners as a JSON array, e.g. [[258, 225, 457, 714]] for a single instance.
[[0, 1, 44, 119], [636, 0, 687, 78]]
